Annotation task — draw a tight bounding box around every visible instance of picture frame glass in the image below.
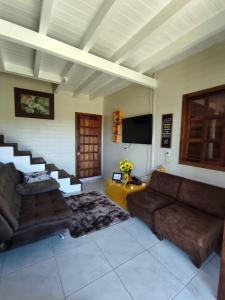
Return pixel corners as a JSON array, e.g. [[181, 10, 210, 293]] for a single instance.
[[20, 94, 50, 116], [112, 172, 122, 181]]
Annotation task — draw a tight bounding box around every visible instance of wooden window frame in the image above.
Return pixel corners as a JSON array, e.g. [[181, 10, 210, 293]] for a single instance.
[[179, 84, 225, 172]]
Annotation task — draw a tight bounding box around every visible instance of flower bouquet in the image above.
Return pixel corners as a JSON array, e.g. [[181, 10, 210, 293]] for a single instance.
[[119, 159, 133, 185]]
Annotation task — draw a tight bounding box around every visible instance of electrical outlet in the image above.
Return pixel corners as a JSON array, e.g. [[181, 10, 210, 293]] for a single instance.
[[165, 149, 171, 157]]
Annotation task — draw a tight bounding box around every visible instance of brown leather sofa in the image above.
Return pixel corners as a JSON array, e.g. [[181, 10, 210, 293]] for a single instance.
[[127, 171, 225, 267], [0, 162, 72, 250]]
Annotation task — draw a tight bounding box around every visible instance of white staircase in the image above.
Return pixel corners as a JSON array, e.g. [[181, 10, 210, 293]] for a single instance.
[[0, 134, 82, 194]]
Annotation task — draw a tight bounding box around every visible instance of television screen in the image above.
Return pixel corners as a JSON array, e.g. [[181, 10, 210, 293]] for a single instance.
[[122, 114, 152, 144]]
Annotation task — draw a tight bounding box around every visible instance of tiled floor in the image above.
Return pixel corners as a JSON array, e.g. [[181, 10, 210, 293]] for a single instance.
[[0, 179, 221, 300]]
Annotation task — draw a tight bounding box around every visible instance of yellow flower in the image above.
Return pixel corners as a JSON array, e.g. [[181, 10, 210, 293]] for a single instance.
[[119, 159, 133, 173], [120, 165, 126, 172]]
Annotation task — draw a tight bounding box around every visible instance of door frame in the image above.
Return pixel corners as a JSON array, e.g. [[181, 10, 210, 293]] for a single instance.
[[75, 112, 102, 179]]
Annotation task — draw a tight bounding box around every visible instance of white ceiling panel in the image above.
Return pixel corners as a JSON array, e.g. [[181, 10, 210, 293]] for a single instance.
[[47, 0, 105, 47], [123, 0, 225, 68], [0, 0, 41, 31], [91, 0, 170, 59], [81, 73, 115, 94], [101, 78, 130, 97], [2, 40, 34, 70], [64, 65, 95, 93], [151, 29, 225, 72], [40, 53, 68, 76]]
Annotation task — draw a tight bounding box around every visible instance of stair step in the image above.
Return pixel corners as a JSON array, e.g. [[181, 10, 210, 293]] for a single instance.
[[0, 135, 81, 193], [15, 150, 32, 156], [70, 175, 82, 186], [45, 164, 59, 172], [31, 157, 46, 164], [0, 135, 4, 144], [58, 169, 70, 179], [1, 143, 18, 151]]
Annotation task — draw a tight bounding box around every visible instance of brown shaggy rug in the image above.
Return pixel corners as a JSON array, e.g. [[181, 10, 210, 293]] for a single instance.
[[66, 191, 130, 238]]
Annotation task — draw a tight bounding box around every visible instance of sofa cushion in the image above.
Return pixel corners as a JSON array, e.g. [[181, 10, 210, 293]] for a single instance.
[[0, 163, 22, 231], [127, 189, 176, 230], [154, 203, 223, 264], [19, 190, 72, 230], [16, 179, 60, 196], [178, 178, 225, 218], [149, 171, 182, 199]]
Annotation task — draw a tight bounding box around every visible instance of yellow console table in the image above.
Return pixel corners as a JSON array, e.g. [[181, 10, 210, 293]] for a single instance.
[[105, 179, 146, 211]]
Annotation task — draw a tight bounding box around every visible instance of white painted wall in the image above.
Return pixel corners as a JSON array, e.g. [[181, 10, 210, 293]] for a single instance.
[[0, 72, 103, 175], [154, 40, 225, 188], [103, 84, 153, 179]]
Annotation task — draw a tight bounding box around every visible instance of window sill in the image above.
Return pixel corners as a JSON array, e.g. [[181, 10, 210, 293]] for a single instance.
[[179, 160, 225, 172]]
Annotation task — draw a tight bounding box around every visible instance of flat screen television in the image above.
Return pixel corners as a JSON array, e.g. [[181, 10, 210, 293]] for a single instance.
[[122, 114, 152, 144]]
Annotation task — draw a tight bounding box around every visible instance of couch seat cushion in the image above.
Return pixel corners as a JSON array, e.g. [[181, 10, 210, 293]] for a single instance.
[[154, 203, 223, 260], [19, 190, 72, 230], [16, 179, 60, 196], [127, 189, 176, 230]]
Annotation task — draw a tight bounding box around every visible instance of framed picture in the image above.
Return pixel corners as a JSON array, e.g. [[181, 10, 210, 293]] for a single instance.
[[161, 113, 173, 148], [14, 87, 54, 120], [112, 172, 122, 182]]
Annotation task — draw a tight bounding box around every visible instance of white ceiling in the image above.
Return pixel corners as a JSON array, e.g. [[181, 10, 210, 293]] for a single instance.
[[0, 0, 225, 98]]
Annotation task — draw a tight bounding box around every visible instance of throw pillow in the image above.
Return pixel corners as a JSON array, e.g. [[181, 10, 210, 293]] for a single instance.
[[23, 171, 51, 184]]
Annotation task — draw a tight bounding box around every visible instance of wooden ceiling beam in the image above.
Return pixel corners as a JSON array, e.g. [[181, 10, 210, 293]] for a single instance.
[[0, 20, 157, 88], [110, 0, 191, 64], [56, 0, 117, 94], [89, 0, 191, 99], [34, 0, 55, 78]]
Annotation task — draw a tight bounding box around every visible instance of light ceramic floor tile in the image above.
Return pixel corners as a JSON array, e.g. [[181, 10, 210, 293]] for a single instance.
[[122, 218, 159, 249], [0, 252, 5, 274], [51, 231, 91, 256], [174, 288, 199, 300], [2, 238, 53, 275], [89, 223, 122, 241], [94, 227, 144, 268], [186, 262, 219, 300], [83, 180, 105, 194], [56, 241, 111, 296], [119, 217, 141, 229], [67, 271, 132, 300], [210, 254, 221, 269], [0, 257, 64, 300], [116, 251, 183, 300], [149, 240, 199, 284]]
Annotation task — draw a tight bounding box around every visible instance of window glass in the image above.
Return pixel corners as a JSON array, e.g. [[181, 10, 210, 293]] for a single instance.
[[190, 99, 205, 118]]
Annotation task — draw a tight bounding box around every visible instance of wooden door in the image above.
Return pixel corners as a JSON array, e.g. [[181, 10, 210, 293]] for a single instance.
[[76, 113, 102, 179]]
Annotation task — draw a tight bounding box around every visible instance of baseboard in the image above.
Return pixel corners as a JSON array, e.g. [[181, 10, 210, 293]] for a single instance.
[[80, 176, 103, 182]]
